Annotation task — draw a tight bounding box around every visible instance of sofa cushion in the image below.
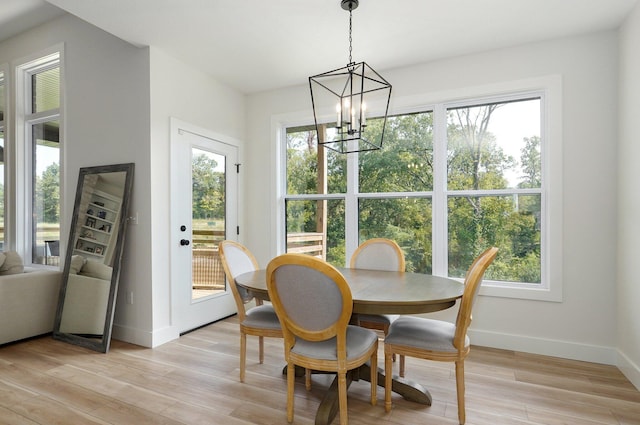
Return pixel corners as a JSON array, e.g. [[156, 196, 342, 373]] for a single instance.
[[0, 251, 24, 275], [79, 260, 112, 281], [0, 252, 5, 268]]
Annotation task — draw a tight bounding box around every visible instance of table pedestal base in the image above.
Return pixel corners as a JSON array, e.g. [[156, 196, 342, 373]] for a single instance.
[[290, 364, 432, 425]]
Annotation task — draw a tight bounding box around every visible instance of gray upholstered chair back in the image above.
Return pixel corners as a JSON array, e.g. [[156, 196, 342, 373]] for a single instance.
[[267, 254, 353, 343], [351, 238, 405, 272], [273, 264, 344, 333]]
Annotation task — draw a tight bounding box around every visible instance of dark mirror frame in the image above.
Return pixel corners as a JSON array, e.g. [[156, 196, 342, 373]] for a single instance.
[[53, 163, 135, 352]]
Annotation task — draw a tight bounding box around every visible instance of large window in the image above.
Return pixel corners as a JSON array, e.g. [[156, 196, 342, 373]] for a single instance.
[[284, 90, 551, 295], [15, 51, 61, 266]]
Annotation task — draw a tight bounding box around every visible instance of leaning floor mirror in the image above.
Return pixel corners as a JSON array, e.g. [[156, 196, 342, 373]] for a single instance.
[[53, 163, 134, 352]]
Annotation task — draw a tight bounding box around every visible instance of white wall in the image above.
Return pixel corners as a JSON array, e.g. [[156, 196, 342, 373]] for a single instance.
[[0, 14, 152, 345], [617, 2, 640, 389], [142, 47, 246, 347], [246, 32, 620, 365]]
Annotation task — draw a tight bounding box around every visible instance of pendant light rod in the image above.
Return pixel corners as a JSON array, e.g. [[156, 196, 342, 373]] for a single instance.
[[342, 0, 358, 65]]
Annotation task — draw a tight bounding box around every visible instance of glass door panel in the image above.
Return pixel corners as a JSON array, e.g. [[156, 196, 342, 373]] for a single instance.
[[191, 148, 226, 300]]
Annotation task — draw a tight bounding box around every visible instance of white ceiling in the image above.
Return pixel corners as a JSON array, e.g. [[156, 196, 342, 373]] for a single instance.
[[0, 0, 65, 42], [2, 0, 639, 94]]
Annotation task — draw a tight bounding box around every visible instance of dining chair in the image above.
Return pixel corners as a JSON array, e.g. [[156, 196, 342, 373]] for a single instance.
[[218, 240, 282, 383], [383, 246, 498, 425], [267, 253, 378, 425], [350, 238, 406, 370]]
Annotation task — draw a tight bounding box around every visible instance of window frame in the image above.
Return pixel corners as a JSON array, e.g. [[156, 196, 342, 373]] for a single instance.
[[0, 66, 6, 250], [278, 75, 562, 302], [12, 47, 63, 267], [436, 93, 547, 292]]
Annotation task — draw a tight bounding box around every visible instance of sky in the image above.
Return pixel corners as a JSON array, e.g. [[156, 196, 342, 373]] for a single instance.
[[485, 98, 540, 187]]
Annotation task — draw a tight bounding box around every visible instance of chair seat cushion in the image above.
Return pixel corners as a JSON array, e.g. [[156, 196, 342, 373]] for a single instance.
[[292, 325, 378, 361], [242, 304, 281, 330], [357, 313, 399, 326], [385, 316, 469, 353]]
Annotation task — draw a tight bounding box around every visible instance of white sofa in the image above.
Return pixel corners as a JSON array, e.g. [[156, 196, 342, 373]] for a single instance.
[[0, 267, 62, 345]]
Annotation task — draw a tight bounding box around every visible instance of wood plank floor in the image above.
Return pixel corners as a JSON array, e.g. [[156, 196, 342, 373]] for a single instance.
[[1, 316, 639, 425]]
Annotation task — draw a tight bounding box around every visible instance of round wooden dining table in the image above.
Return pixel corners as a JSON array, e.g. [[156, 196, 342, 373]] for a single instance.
[[235, 267, 465, 425]]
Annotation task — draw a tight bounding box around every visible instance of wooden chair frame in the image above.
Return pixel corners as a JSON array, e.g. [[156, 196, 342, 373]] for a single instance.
[[219, 240, 282, 382], [384, 247, 499, 425]]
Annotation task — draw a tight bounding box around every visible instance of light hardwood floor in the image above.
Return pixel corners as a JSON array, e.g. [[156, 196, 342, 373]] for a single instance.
[[1, 316, 639, 425]]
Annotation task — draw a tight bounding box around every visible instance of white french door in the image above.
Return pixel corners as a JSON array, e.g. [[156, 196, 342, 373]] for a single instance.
[[170, 119, 238, 333]]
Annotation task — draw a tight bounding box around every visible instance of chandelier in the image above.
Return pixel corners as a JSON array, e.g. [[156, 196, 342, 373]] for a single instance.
[[308, 0, 392, 154]]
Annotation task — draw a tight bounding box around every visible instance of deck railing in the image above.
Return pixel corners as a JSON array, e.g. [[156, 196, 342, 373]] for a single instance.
[[191, 231, 326, 290], [0, 225, 60, 265], [191, 230, 225, 290], [192, 248, 226, 289], [284, 232, 326, 259]]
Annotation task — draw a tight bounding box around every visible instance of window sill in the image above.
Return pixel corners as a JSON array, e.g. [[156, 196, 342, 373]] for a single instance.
[[26, 263, 61, 271], [479, 280, 562, 302]]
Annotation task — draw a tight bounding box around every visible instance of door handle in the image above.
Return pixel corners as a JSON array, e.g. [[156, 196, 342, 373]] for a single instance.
[[180, 239, 190, 246]]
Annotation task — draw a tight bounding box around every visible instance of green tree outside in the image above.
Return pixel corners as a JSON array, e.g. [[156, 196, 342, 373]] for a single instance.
[[192, 152, 225, 222], [35, 162, 60, 223]]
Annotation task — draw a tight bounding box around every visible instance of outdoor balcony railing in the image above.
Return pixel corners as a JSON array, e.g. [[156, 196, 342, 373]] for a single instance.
[[191, 230, 326, 292]]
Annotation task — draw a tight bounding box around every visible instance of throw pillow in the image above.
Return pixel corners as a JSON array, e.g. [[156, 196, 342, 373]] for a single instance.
[[69, 255, 86, 274], [0, 252, 5, 269], [0, 250, 24, 275]]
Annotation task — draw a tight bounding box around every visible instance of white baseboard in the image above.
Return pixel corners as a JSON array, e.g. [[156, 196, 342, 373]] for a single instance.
[[617, 350, 640, 391], [468, 329, 617, 365], [111, 324, 152, 347], [151, 325, 180, 347], [111, 324, 179, 348]]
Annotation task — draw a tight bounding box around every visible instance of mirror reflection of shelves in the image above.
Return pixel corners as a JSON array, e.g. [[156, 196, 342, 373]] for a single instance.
[[73, 189, 121, 260]]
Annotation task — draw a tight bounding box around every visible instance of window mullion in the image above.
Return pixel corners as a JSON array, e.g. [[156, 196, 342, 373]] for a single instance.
[[432, 103, 448, 276], [345, 150, 359, 266], [14, 65, 29, 256]]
